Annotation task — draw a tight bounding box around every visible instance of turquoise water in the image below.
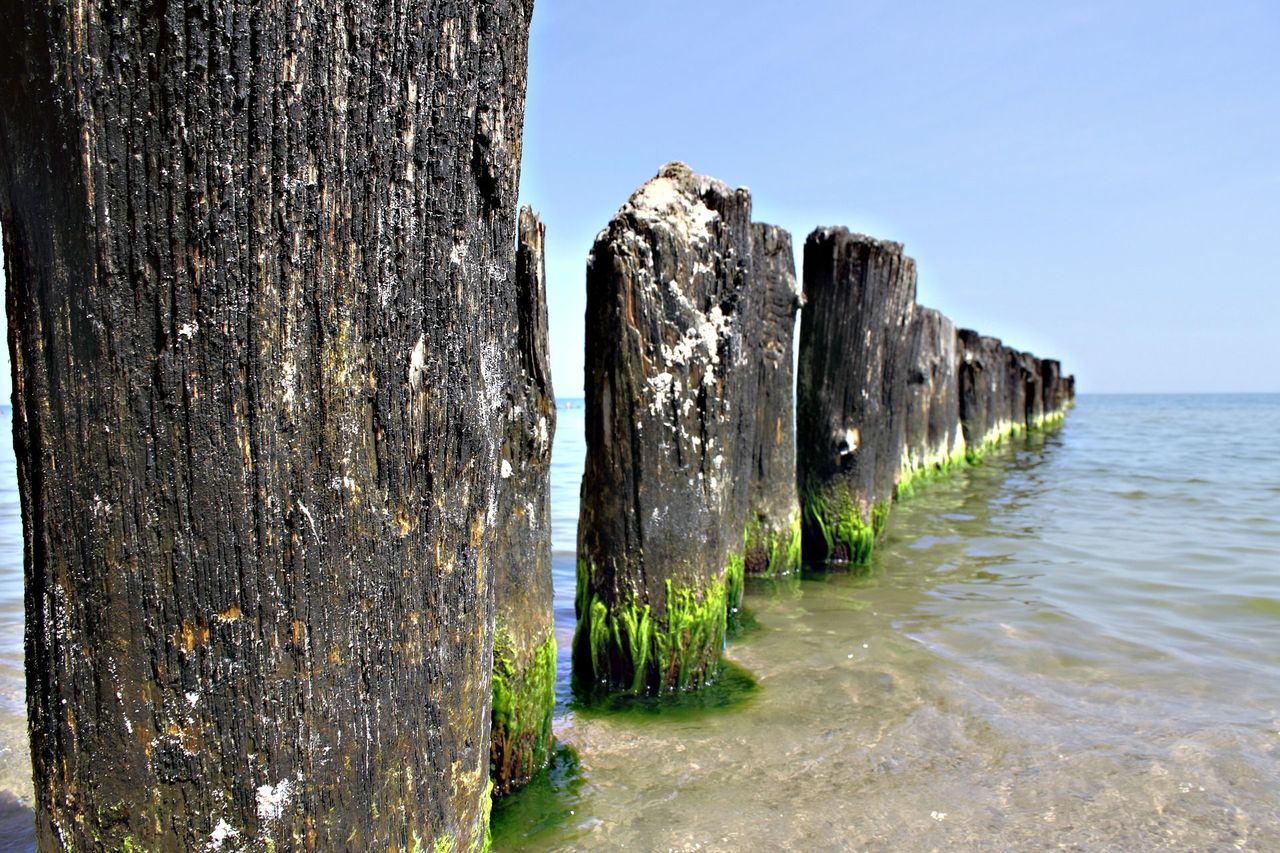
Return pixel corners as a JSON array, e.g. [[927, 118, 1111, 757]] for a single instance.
[[2, 396, 1279, 850]]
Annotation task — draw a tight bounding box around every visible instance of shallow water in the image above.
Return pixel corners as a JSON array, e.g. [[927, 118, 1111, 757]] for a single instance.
[[2, 397, 1279, 850], [494, 395, 1280, 851]]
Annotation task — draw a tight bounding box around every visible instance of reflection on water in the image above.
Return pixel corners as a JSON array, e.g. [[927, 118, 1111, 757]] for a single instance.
[[494, 397, 1280, 851]]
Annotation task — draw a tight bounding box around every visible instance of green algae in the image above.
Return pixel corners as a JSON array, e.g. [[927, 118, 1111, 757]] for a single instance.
[[743, 513, 802, 577], [476, 779, 493, 853], [655, 575, 728, 690], [575, 658, 758, 719], [491, 629, 556, 794], [896, 450, 968, 502], [574, 554, 742, 697], [725, 551, 744, 622], [426, 779, 493, 853], [802, 487, 888, 565], [488, 746, 587, 849]]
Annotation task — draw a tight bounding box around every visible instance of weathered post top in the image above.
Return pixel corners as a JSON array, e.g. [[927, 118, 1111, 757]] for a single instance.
[[796, 227, 916, 564], [897, 306, 965, 498], [576, 162, 755, 695], [959, 329, 1010, 459]]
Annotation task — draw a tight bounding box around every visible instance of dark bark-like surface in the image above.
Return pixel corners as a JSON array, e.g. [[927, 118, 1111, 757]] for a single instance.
[[743, 223, 801, 576], [959, 330, 1013, 457], [576, 163, 755, 694], [0, 1, 532, 849], [1021, 351, 1046, 427], [1006, 349, 1030, 434], [899, 307, 965, 487], [1041, 359, 1063, 417], [491, 207, 555, 796], [796, 228, 915, 564]]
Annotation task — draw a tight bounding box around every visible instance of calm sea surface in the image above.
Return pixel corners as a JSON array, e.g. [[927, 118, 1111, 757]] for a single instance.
[[2, 395, 1279, 850]]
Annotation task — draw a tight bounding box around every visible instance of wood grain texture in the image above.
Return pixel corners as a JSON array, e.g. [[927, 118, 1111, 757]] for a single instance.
[[0, 0, 533, 848], [576, 163, 755, 694]]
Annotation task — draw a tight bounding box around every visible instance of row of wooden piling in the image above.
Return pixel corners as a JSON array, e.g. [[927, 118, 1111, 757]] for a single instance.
[[494, 163, 1074, 796]]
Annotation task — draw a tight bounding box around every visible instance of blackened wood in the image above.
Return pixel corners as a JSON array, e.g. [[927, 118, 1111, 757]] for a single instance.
[[1006, 348, 1030, 433], [959, 330, 1011, 457], [743, 223, 801, 576], [0, 1, 533, 848], [1041, 359, 1064, 419], [1061, 375, 1076, 407], [796, 228, 915, 564], [1021, 352, 1046, 428], [576, 163, 755, 694], [491, 207, 556, 796], [898, 307, 965, 489]]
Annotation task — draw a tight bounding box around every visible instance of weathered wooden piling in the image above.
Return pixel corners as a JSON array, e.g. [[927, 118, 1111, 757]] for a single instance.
[[1006, 348, 1031, 436], [491, 207, 556, 796], [576, 163, 756, 695], [0, 1, 533, 848], [1061, 374, 1077, 408], [959, 330, 1018, 460], [1021, 351, 1046, 428], [896, 307, 966, 499], [796, 229, 917, 564], [743, 223, 802, 576], [1040, 359, 1068, 426]]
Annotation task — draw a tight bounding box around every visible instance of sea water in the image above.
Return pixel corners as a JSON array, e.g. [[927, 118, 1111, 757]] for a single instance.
[[494, 395, 1280, 850], [1, 396, 1278, 850]]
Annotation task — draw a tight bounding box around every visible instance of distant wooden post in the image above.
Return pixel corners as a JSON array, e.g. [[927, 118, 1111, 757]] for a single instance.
[[897, 308, 966, 499], [796, 229, 916, 564], [960, 330, 1011, 460]]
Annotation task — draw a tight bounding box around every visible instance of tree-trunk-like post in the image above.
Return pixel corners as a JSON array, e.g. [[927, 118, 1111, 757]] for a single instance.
[[1061, 375, 1076, 410], [1005, 348, 1031, 437], [796, 229, 916, 565], [743, 223, 801, 576], [896, 307, 965, 499], [959, 330, 1010, 460], [1040, 358, 1066, 426], [491, 207, 556, 796], [1021, 351, 1046, 429], [0, 1, 532, 848], [576, 163, 755, 695]]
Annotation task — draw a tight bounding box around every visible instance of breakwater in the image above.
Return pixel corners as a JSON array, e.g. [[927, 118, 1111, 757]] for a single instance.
[[798, 229, 1075, 565], [3, 21, 1073, 833], [575, 167, 1074, 703]]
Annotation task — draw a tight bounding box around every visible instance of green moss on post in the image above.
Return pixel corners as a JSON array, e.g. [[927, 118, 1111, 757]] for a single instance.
[[725, 551, 745, 623], [895, 451, 968, 502], [490, 630, 556, 796], [743, 514, 802, 577], [573, 559, 737, 697], [802, 488, 890, 566]]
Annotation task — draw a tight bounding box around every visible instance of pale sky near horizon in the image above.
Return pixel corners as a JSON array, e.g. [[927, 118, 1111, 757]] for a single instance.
[[0, 1, 1275, 400], [519, 0, 1279, 396]]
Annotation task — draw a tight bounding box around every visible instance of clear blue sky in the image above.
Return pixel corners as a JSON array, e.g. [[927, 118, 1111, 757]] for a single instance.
[[1, 2, 1275, 399], [518, 0, 1279, 396]]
